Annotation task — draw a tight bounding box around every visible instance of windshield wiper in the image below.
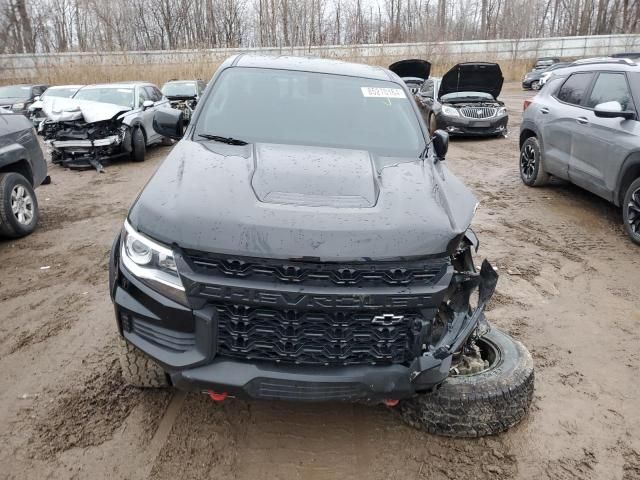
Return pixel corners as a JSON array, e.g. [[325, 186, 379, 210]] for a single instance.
[[197, 133, 248, 145]]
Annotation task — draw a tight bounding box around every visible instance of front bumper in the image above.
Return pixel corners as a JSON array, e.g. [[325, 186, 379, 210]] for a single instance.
[[436, 113, 508, 137], [109, 233, 497, 402]]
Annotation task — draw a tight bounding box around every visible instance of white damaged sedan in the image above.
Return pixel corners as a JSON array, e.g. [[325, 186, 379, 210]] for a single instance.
[[41, 82, 178, 172]]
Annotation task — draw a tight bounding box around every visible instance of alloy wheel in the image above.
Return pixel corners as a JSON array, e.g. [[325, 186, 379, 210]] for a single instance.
[[628, 187, 640, 234], [520, 144, 536, 181], [10, 184, 34, 225]]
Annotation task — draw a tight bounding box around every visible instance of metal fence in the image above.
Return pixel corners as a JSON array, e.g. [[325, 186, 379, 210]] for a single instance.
[[2, 34, 639, 82]]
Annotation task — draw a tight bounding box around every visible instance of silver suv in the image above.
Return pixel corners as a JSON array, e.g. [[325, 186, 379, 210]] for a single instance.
[[519, 58, 640, 244]]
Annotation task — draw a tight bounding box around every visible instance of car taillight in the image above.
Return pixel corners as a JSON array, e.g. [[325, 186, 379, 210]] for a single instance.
[[523, 99, 532, 111]]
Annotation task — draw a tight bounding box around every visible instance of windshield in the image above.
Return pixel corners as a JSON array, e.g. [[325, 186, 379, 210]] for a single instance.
[[73, 87, 134, 108], [42, 87, 80, 99], [535, 60, 555, 69], [162, 82, 196, 97], [440, 91, 494, 102], [194, 68, 424, 156], [0, 85, 31, 98]]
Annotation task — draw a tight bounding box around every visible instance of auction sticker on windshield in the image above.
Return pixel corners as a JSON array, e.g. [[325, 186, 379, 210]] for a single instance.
[[361, 87, 406, 99]]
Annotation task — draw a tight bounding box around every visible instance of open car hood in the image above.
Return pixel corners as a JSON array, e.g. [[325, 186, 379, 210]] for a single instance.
[[439, 62, 504, 99], [42, 97, 131, 123], [388, 59, 431, 81]]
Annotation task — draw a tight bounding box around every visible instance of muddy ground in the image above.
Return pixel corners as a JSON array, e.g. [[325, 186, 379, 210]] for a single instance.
[[0, 83, 639, 480]]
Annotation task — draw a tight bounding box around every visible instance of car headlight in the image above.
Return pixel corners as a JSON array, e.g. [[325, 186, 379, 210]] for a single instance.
[[497, 107, 507, 116], [12, 103, 25, 110], [441, 106, 459, 117], [120, 220, 188, 305]]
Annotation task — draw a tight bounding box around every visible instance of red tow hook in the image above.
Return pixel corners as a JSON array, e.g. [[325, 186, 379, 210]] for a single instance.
[[207, 390, 228, 402], [383, 399, 399, 407]]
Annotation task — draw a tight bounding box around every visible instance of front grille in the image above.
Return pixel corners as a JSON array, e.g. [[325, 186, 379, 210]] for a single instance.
[[184, 251, 448, 288], [459, 106, 497, 119], [215, 304, 419, 366]]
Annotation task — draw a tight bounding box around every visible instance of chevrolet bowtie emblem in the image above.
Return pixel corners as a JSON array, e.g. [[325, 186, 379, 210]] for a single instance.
[[371, 313, 404, 326]]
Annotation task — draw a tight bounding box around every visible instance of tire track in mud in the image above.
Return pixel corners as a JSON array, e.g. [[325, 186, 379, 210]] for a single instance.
[[147, 396, 518, 480]]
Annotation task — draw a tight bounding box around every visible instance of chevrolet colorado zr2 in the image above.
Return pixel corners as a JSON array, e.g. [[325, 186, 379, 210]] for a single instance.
[[109, 55, 534, 437]]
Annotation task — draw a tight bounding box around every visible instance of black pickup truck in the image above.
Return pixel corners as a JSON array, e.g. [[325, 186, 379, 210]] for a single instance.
[[109, 55, 533, 438]]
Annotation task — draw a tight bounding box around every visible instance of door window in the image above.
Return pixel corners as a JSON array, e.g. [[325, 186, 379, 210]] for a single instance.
[[138, 87, 150, 107], [586, 73, 633, 110], [147, 86, 162, 102], [556, 72, 594, 105]]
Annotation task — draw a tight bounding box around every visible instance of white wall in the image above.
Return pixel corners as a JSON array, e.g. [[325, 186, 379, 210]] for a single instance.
[[2, 34, 639, 81]]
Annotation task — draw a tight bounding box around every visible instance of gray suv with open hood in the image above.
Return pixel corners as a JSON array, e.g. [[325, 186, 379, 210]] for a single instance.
[[109, 55, 533, 438]]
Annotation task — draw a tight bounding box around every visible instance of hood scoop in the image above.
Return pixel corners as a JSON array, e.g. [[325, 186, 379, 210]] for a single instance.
[[251, 143, 378, 208]]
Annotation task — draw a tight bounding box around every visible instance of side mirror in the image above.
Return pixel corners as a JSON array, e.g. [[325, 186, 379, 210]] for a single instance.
[[432, 129, 449, 161], [153, 108, 184, 139], [594, 101, 636, 120], [142, 100, 154, 110]]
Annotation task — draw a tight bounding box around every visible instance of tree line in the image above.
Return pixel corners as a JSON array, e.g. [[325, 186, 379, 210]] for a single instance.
[[2, 0, 639, 54]]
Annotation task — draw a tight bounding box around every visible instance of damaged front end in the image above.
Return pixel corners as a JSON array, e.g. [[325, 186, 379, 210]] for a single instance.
[[167, 96, 196, 124], [409, 230, 498, 390], [42, 112, 131, 173]]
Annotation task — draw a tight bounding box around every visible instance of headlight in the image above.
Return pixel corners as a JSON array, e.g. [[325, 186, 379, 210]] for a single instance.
[[497, 107, 507, 116], [441, 105, 459, 117], [12, 103, 25, 110], [121, 220, 187, 305]]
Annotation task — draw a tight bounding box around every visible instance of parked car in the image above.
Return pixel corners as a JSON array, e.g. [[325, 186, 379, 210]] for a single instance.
[[0, 84, 49, 116], [414, 62, 508, 136], [0, 112, 48, 237], [519, 58, 640, 244], [534, 56, 561, 70], [388, 59, 431, 93], [611, 52, 640, 59], [161, 80, 206, 125], [109, 55, 534, 438], [537, 62, 571, 88], [41, 82, 176, 172], [28, 85, 84, 127], [523, 62, 571, 90]]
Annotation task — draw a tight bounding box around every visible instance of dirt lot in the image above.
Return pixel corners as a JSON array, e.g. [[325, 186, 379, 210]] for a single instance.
[[1, 83, 639, 480]]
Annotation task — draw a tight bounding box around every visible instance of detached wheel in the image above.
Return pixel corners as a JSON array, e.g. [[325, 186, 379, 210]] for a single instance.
[[520, 136, 550, 186], [623, 177, 640, 245], [0, 172, 39, 238], [398, 329, 534, 438], [118, 338, 168, 388], [131, 127, 146, 162]]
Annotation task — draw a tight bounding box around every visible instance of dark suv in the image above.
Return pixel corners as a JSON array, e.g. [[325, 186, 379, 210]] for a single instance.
[[0, 113, 48, 237], [109, 55, 533, 437], [520, 58, 640, 244]]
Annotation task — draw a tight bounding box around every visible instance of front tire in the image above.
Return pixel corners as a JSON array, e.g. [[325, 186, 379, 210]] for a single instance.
[[622, 177, 640, 245], [398, 329, 534, 437], [118, 338, 168, 388], [520, 136, 550, 187], [0, 172, 39, 238], [531, 80, 541, 91], [131, 127, 146, 162]]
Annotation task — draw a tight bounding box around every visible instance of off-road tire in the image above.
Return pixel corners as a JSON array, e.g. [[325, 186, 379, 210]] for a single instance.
[[131, 127, 146, 162], [622, 177, 640, 245], [0, 172, 39, 238], [520, 136, 550, 187], [398, 329, 534, 438], [118, 338, 168, 388]]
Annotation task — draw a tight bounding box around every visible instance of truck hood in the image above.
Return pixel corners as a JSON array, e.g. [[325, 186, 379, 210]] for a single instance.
[[128, 140, 477, 261], [42, 98, 131, 123], [389, 59, 431, 81], [439, 62, 504, 99]]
